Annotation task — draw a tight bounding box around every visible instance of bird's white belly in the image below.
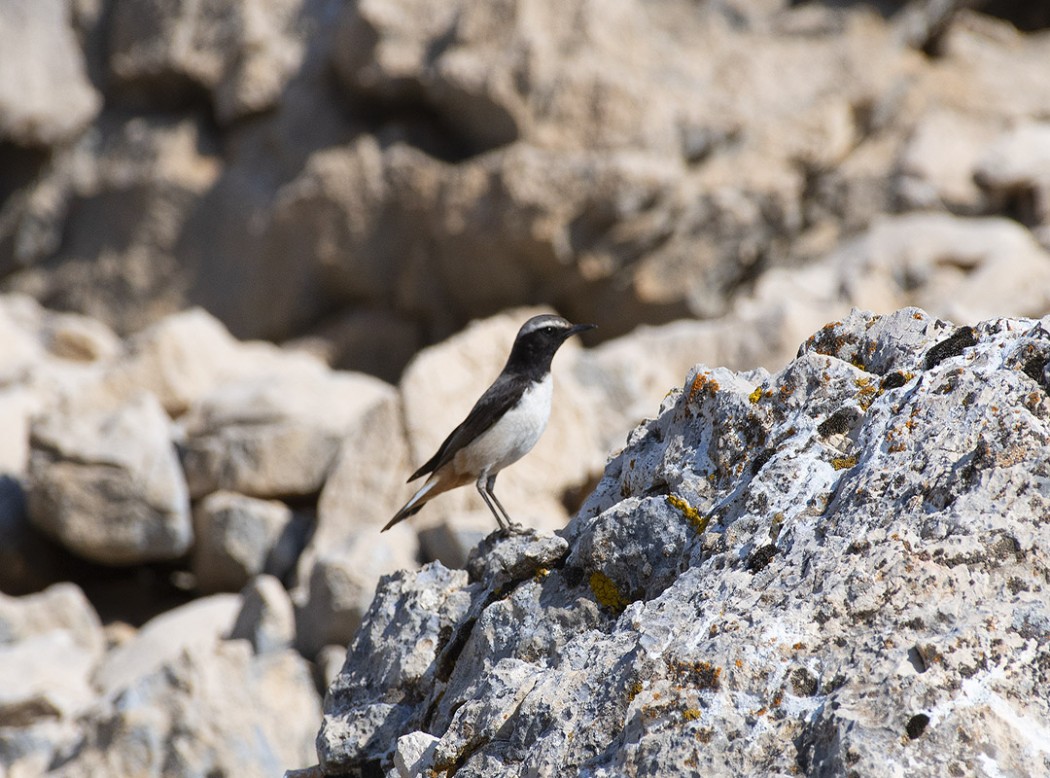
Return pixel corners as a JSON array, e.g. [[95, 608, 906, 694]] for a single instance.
[[454, 374, 553, 477]]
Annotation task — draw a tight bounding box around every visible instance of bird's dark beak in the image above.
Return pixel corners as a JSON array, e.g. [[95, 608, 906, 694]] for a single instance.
[[569, 323, 597, 337]]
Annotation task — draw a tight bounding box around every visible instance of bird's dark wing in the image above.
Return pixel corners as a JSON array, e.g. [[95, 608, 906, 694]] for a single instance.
[[408, 373, 527, 481]]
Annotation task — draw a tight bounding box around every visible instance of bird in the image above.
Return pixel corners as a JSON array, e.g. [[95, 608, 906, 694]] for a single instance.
[[382, 314, 596, 534]]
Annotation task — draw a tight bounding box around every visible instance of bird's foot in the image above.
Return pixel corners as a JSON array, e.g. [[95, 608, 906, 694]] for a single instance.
[[500, 521, 528, 536]]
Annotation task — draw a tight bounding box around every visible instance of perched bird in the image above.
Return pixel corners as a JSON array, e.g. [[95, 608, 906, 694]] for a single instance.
[[382, 314, 596, 534]]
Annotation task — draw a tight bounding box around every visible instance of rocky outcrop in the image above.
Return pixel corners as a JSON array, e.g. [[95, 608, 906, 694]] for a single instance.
[[315, 308, 1050, 777]]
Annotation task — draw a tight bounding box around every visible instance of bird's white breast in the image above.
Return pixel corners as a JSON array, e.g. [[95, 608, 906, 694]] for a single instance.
[[454, 373, 553, 477]]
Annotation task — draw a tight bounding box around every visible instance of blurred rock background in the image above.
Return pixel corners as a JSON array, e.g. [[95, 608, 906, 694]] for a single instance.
[[1, 0, 1050, 775]]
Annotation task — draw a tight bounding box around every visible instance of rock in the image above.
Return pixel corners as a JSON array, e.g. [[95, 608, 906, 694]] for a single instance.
[[2, 115, 222, 336], [314, 308, 1050, 777], [27, 391, 192, 565], [229, 574, 296, 654], [0, 0, 101, 146], [101, 307, 327, 416], [0, 631, 96, 726], [0, 583, 105, 660], [416, 513, 490, 569], [93, 594, 240, 697], [895, 108, 1002, 210], [974, 121, 1050, 237], [315, 644, 347, 689], [55, 641, 320, 778], [192, 491, 299, 594], [311, 384, 410, 534], [829, 213, 1050, 323], [178, 369, 394, 499], [317, 562, 472, 771], [394, 731, 439, 778], [294, 524, 420, 659], [108, 0, 304, 124], [0, 584, 104, 769]]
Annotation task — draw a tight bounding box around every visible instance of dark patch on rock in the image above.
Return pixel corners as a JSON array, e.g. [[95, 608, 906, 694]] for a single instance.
[[924, 326, 976, 369]]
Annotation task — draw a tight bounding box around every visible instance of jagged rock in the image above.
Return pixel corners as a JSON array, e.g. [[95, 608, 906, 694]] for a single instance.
[[192, 491, 299, 594], [27, 391, 192, 565], [315, 308, 1050, 777], [0, 0, 101, 146], [294, 524, 420, 659], [178, 370, 394, 499], [53, 641, 320, 778], [229, 574, 296, 654]]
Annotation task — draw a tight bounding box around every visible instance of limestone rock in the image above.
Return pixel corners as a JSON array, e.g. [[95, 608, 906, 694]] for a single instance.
[[229, 574, 296, 654], [108, 0, 304, 124], [93, 594, 240, 697], [315, 308, 1050, 777], [294, 524, 419, 659], [101, 307, 327, 416], [307, 385, 411, 560], [0, 583, 104, 660], [192, 491, 299, 594], [179, 370, 394, 499], [27, 391, 192, 565], [56, 641, 320, 778], [0, 0, 101, 146], [0, 631, 96, 726]]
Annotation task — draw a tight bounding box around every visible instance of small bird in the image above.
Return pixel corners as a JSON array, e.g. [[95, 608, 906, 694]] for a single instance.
[[382, 314, 596, 534]]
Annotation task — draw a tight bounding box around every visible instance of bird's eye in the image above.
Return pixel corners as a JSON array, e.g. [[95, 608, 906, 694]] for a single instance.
[[544, 326, 556, 334]]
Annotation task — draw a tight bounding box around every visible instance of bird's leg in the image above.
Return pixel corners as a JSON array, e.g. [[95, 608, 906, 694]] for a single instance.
[[485, 474, 524, 535], [476, 475, 510, 533]]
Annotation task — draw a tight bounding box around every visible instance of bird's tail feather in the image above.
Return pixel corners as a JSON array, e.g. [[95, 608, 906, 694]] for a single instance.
[[381, 477, 439, 532]]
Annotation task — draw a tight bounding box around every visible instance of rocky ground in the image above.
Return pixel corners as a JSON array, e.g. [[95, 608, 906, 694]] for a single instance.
[[313, 308, 1050, 777], [3, 0, 1050, 776]]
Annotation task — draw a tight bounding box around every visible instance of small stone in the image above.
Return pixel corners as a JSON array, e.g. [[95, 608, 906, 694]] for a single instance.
[[229, 575, 296, 654]]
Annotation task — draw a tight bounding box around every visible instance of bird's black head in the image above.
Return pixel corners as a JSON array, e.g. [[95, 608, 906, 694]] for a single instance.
[[505, 314, 596, 377]]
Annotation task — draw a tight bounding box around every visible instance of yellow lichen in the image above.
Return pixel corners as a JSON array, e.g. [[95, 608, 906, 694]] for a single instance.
[[748, 386, 763, 404], [627, 682, 644, 702], [832, 455, 858, 470], [589, 571, 628, 612], [682, 709, 702, 721], [667, 494, 710, 535]]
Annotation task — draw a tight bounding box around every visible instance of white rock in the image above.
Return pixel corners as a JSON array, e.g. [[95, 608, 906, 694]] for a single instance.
[[394, 731, 439, 778], [0, 0, 100, 146], [302, 385, 411, 581], [0, 583, 104, 660], [229, 574, 296, 654], [0, 631, 96, 725], [179, 370, 394, 499], [93, 594, 241, 697], [55, 641, 320, 778], [192, 491, 297, 594], [101, 308, 327, 416], [27, 391, 192, 565]]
